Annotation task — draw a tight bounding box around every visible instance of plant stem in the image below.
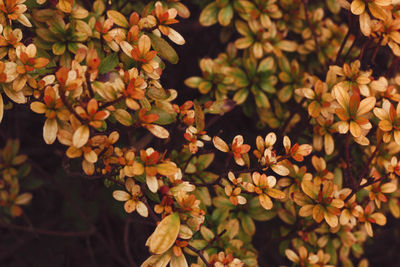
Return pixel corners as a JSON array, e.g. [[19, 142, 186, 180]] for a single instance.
[[335, 29, 351, 64]]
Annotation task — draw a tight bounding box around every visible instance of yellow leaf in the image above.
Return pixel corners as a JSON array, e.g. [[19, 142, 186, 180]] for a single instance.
[[149, 213, 180, 254], [213, 136, 229, 152], [14, 193, 33, 205], [107, 10, 129, 28], [312, 204, 324, 223], [259, 194, 273, 210], [57, 0, 73, 13], [43, 118, 58, 145], [350, 0, 365, 15], [114, 109, 133, 126], [145, 124, 169, 139], [156, 162, 178, 176], [141, 253, 172, 267], [324, 210, 338, 227], [267, 188, 285, 199], [73, 125, 90, 148], [171, 254, 188, 267]]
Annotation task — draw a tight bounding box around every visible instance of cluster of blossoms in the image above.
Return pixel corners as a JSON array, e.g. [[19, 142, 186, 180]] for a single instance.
[[2, 0, 400, 267]]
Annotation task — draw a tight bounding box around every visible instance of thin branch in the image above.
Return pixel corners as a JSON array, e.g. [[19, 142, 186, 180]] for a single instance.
[[86, 72, 95, 98], [201, 229, 226, 252], [186, 244, 211, 267], [100, 96, 125, 109], [344, 173, 389, 202], [359, 140, 382, 180], [59, 86, 87, 125], [335, 28, 351, 64], [302, 0, 320, 57], [370, 37, 383, 64], [345, 133, 354, 188]]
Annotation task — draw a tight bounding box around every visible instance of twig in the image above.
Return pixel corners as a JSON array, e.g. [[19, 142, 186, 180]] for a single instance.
[[345, 133, 354, 188], [201, 229, 227, 252], [279, 98, 306, 135], [385, 57, 400, 78], [302, 0, 320, 57], [335, 29, 351, 64], [359, 140, 382, 180], [100, 96, 125, 109], [370, 37, 383, 64], [342, 34, 357, 63], [186, 244, 211, 267], [344, 173, 389, 202], [86, 72, 95, 98], [59, 86, 87, 125]]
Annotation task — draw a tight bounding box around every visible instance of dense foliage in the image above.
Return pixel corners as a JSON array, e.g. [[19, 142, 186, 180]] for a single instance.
[[2, 0, 400, 266]]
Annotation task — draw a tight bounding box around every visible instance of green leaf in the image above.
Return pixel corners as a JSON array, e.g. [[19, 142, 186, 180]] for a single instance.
[[199, 2, 219, 26], [233, 88, 249, 105], [148, 33, 179, 64], [52, 43, 66, 56], [114, 109, 133, 126], [149, 107, 176, 125], [144, 187, 161, 203], [20, 177, 44, 190], [277, 85, 292, 103], [240, 215, 255, 236], [98, 53, 119, 74], [218, 5, 233, 26], [197, 153, 214, 170]]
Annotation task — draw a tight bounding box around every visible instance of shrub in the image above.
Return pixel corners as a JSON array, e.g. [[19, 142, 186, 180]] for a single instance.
[[1, 0, 400, 266]]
